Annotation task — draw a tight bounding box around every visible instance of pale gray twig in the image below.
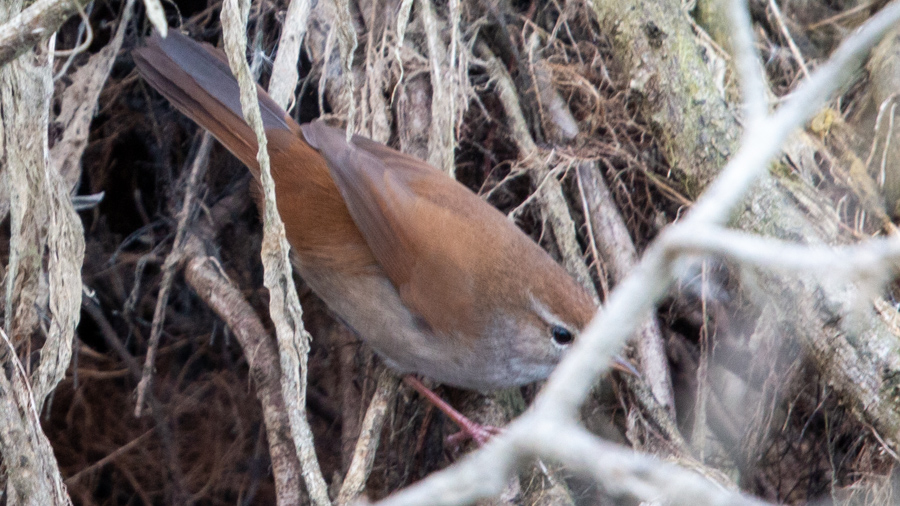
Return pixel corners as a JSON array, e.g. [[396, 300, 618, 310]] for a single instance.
[[269, 0, 311, 108], [220, 2, 331, 504], [728, 0, 768, 124]]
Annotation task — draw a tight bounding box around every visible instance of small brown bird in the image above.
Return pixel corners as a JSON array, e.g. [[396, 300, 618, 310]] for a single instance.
[[133, 31, 634, 440]]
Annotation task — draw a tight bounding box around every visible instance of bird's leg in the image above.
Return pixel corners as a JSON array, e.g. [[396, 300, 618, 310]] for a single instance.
[[402, 375, 501, 446], [402, 355, 639, 447]]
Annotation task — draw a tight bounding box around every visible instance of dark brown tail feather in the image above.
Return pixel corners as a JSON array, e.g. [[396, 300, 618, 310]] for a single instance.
[[132, 31, 298, 171]]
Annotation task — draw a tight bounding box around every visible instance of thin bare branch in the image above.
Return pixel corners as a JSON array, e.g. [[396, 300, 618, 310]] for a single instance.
[[269, 0, 311, 107], [220, 1, 331, 503], [728, 0, 768, 124], [337, 369, 399, 505], [135, 134, 213, 416], [0, 0, 90, 68]]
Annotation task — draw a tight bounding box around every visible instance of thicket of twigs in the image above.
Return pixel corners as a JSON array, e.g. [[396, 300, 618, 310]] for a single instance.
[[5, 0, 900, 503]]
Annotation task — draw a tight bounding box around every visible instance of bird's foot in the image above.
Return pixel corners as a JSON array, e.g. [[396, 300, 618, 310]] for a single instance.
[[445, 423, 503, 447], [403, 375, 502, 447]]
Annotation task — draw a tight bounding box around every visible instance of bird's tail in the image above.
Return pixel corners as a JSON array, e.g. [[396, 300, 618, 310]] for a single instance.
[[132, 30, 299, 172]]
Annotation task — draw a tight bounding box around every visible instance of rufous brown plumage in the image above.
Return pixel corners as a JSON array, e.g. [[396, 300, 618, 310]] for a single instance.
[[133, 30, 634, 393]]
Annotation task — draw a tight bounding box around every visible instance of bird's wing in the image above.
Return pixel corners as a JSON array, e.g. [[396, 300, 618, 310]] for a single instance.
[[300, 121, 503, 337]]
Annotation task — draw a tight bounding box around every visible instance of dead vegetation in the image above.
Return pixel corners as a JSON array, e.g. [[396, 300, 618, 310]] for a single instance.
[[2, 0, 900, 503]]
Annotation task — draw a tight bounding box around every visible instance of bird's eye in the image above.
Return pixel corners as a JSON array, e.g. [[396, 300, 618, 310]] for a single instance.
[[551, 325, 574, 345]]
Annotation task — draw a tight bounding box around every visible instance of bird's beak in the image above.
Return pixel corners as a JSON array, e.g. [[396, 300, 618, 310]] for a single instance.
[[611, 355, 641, 378]]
